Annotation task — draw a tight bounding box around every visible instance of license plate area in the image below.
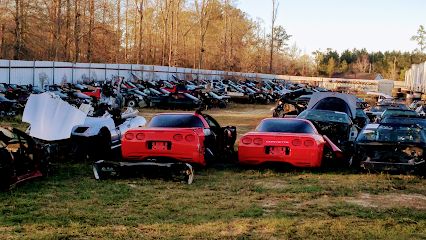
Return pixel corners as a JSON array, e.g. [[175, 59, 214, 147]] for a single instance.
[[148, 141, 172, 151], [265, 146, 290, 155]]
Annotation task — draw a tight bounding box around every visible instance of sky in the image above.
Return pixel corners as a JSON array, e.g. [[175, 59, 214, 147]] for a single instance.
[[237, 0, 426, 54]]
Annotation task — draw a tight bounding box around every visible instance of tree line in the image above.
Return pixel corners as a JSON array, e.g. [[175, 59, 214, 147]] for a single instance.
[[0, 0, 424, 81]]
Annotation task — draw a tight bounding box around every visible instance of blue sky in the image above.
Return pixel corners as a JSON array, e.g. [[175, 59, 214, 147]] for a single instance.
[[238, 0, 425, 54]]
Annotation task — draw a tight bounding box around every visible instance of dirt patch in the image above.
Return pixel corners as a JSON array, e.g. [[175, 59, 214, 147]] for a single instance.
[[255, 180, 287, 190], [344, 193, 426, 210]]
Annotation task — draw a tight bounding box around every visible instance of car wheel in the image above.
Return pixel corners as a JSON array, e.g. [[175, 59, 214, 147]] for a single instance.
[[0, 151, 12, 191], [127, 99, 136, 108], [91, 129, 111, 161]]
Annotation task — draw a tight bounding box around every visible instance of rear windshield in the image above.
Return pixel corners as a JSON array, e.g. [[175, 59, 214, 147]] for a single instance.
[[382, 109, 418, 117], [381, 117, 426, 128], [148, 114, 204, 128], [256, 119, 315, 134]]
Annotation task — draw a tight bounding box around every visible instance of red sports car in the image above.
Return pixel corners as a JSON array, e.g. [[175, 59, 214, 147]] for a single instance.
[[238, 118, 341, 168], [121, 112, 236, 166]]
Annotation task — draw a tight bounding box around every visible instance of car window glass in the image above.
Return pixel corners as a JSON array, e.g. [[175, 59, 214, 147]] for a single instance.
[[149, 115, 204, 128], [203, 115, 220, 129], [256, 119, 315, 133]]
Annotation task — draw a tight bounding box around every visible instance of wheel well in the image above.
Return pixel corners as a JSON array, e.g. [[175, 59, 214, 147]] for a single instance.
[[99, 127, 111, 140]]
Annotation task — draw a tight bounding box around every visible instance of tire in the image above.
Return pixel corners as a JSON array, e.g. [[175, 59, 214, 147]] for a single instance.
[[127, 99, 136, 108], [0, 150, 12, 191], [90, 129, 111, 161]]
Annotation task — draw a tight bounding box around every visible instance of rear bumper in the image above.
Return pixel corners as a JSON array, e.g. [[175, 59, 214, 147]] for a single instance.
[[238, 145, 323, 168], [122, 143, 206, 166]]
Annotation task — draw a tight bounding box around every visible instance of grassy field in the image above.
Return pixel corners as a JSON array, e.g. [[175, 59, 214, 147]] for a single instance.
[[1, 104, 426, 239]]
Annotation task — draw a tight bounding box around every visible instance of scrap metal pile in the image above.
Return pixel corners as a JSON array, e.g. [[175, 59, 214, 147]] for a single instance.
[[1, 77, 425, 190]]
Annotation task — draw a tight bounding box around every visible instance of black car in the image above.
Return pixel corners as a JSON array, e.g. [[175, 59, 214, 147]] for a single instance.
[[0, 95, 19, 116], [353, 123, 426, 174], [150, 92, 202, 110]]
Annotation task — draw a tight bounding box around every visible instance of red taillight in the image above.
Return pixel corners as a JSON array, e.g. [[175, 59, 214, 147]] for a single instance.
[[185, 134, 196, 142], [253, 138, 263, 145], [125, 133, 134, 140], [136, 133, 145, 140], [304, 140, 315, 147], [241, 137, 252, 145], [292, 139, 302, 146], [173, 134, 183, 141]]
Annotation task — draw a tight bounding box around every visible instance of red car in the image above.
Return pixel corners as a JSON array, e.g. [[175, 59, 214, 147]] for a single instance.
[[238, 118, 341, 168], [121, 112, 236, 166], [82, 88, 101, 100]]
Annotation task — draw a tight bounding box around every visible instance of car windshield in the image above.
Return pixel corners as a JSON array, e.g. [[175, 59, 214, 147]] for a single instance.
[[357, 125, 425, 143], [148, 114, 205, 128], [0, 85, 6, 92], [382, 109, 418, 117], [298, 110, 350, 124], [256, 119, 315, 134]]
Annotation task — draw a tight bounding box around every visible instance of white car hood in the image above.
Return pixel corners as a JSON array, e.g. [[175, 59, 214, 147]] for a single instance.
[[22, 92, 87, 141]]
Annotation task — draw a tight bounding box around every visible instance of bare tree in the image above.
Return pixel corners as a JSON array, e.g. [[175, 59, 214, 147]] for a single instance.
[[73, 0, 80, 62], [269, 0, 279, 73], [116, 0, 121, 63], [137, 0, 145, 64], [14, 0, 24, 60], [354, 54, 370, 73], [87, 0, 95, 62], [194, 0, 212, 69]]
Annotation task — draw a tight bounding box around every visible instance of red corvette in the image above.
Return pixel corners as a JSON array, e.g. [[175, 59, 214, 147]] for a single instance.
[[238, 118, 341, 168], [121, 112, 236, 166]]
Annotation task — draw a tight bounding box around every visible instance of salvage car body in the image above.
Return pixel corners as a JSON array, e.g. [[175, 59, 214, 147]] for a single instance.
[[297, 92, 358, 151], [353, 123, 426, 174], [0, 95, 19, 117], [0, 127, 49, 191], [238, 118, 341, 167], [121, 113, 237, 166], [71, 108, 147, 159]]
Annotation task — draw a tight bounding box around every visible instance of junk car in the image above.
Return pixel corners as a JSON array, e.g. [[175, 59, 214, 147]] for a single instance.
[[71, 108, 147, 160], [0, 127, 50, 191], [353, 123, 426, 174], [238, 118, 342, 167], [121, 112, 237, 166], [297, 92, 359, 152]]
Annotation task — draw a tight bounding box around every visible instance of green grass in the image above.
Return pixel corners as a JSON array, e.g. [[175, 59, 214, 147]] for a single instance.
[[1, 104, 426, 239]]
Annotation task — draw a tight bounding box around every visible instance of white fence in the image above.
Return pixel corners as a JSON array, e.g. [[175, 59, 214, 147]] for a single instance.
[[0, 59, 394, 95], [405, 61, 426, 93]]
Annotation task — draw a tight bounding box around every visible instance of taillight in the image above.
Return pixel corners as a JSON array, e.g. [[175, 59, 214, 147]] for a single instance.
[[136, 133, 145, 140], [253, 138, 263, 145], [173, 134, 183, 141], [304, 140, 315, 147], [241, 137, 252, 145], [125, 132, 134, 140], [185, 134, 195, 142], [292, 139, 302, 146]]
